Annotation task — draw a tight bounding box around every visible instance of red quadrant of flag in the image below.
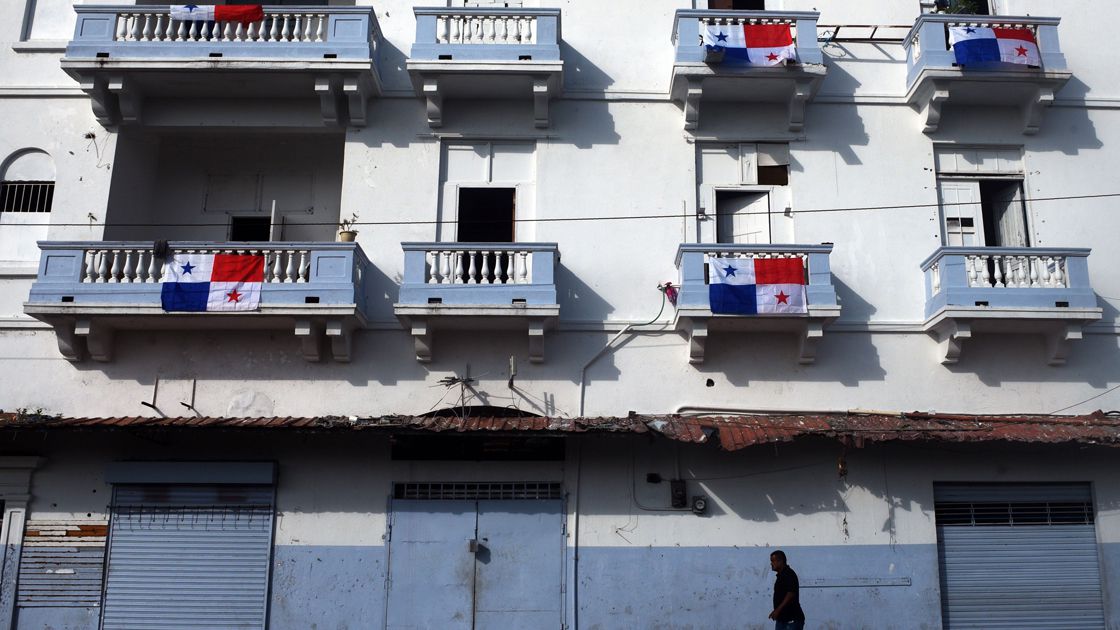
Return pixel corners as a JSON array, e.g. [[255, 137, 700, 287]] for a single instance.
[[754, 257, 805, 285], [211, 254, 265, 283], [742, 24, 793, 48], [991, 27, 1037, 44]]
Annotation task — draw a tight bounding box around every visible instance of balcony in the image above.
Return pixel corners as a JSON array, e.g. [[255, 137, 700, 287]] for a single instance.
[[62, 6, 382, 127], [407, 7, 563, 128], [394, 243, 560, 363], [670, 10, 825, 132], [673, 244, 839, 364], [24, 241, 370, 363], [903, 14, 1069, 134], [921, 247, 1101, 365]]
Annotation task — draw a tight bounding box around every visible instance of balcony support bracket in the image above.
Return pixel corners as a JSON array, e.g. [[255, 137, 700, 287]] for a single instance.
[[528, 317, 546, 363], [78, 75, 119, 127], [1045, 323, 1082, 367], [108, 75, 143, 125], [1022, 85, 1056, 136], [798, 320, 824, 365], [411, 318, 433, 363], [929, 318, 971, 365], [686, 318, 708, 364], [326, 320, 354, 363], [294, 320, 324, 363], [532, 77, 551, 129], [788, 78, 814, 133], [51, 322, 85, 362], [423, 78, 443, 128], [683, 78, 702, 131]]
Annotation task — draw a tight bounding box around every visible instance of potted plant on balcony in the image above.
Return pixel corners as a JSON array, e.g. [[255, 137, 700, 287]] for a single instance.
[[337, 213, 358, 242]]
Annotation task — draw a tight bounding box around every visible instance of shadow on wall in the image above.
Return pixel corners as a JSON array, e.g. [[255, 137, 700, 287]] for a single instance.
[[944, 331, 1120, 389], [560, 42, 615, 95], [551, 99, 622, 149]]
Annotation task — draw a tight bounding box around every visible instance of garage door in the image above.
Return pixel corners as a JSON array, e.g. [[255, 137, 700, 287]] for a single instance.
[[101, 484, 275, 629], [935, 483, 1105, 629]]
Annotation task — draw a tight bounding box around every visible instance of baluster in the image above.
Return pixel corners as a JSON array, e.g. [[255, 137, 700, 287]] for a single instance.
[[82, 250, 95, 283], [297, 251, 309, 283], [107, 250, 122, 283], [496, 17, 508, 44], [147, 250, 161, 282], [465, 250, 477, 284], [978, 255, 991, 287], [116, 14, 129, 41], [154, 14, 167, 41], [290, 15, 301, 42], [966, 255, 978, 287], [189, 20, 200, 41], [436, 251, 448, 285], [1028, 256, 1040, 287], [178, 19, 188, 41], [519, 251, 530, 283], [270, 14, 281, 41], [483, 17, 494, 43], [525, 16, 535, 44], [1049, 257, 1063, 288], [436, 17, 448, 44], [235, 21, 246, 40], [224, 21, 235, 42], [425, 252, 437, 284], [452, 251, 464, 284], [931, 263, 941, 295], [130, 14, 143, 41], [1015, 256, 1028, 287], [480, 250, 492, 284], [280, 14, 291, 41], [272, 251, 285, 282], [994, 253, 1012, 285], [501, 251, 513, 284], [304, 14, 314, 42], [285, 249, 297, 283], [121, 250, 136, 283], [316, 14, 327, 42], [94, 251, 108, 283], [450, 17, 461, 44], [140, 14, 154, 41], [472, 17, 483, 43], [1038, 257, 1052, 287]]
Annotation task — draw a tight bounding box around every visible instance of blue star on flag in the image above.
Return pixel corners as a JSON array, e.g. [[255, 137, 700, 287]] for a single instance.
[[723, 265, 737, 277], [715, 31, 728, 42], [964, 27, 976, 34], [180, 262, 195, 274], [183, 3, 199, 11]]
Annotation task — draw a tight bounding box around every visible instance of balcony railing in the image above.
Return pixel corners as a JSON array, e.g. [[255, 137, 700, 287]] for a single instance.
[[411, 8, 561, 62], [398, 242, 558, 306], [26, 241, 370, 362], [904, 14, 1066, 86], [674, 244, 837, 311], [66, 5, 379, 61], [921, 246, 1095, 318], [672, 10, 823, 65]]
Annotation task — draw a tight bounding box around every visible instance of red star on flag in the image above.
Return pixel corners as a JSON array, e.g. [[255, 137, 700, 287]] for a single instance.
[[1015, 46, 1028, 56], [226, 289, 243, 303], [767, 52, 780, 61], [775, 291, 790, 304]]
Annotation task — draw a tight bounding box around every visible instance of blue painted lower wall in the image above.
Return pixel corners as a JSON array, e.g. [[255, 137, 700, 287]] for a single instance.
[[13, 542, 1120, 629]]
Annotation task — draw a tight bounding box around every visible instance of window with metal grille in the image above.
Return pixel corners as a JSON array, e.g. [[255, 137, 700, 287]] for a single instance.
[[0, 181, 53, 213], [394, 482, 561, 501], [935, 500, 1094, 526]]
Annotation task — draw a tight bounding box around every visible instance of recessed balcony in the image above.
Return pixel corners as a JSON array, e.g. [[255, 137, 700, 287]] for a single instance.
[[903, 14, 1070, 134], [673, 244, 839, 365], [62, 6, 382, 127], [394, 243, 560, 363], [670, 10, 826, 132], [407, 7, 563, 128], [921, 247, 1101, 366], [25, 241, 370, 363]]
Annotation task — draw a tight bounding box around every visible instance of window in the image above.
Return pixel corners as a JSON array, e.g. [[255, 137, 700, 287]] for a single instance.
[[709, 0, 766, 9], [935, 147, 1029, 247], [698, 143, 792, 244], [441, 142, 535, 243], [0, 181, 53, 214]]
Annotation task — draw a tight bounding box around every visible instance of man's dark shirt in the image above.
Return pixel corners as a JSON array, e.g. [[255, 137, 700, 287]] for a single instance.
[[773, 565, 806, 623]]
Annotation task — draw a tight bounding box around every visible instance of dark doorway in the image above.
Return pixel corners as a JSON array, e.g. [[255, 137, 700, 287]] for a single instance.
[[709, 0, 766, 9], [457, 188, 515, 243], [229, 216, 271, 242]]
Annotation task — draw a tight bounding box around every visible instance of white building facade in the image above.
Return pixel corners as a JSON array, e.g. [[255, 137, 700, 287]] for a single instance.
[[0, 0, 1118, 628]]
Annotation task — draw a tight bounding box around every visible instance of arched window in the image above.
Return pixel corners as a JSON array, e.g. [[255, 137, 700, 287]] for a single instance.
[[1, 149, 55, 214]]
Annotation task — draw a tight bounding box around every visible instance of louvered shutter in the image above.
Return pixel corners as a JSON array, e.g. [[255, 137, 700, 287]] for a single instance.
[[935, 483, 1105, 629], [101, 485, 275, 629]]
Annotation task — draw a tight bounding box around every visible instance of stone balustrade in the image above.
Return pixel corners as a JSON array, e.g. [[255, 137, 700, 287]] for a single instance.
[[921, 246, 1095, 318], [674, 244, 837, 311], [672, 10, 823, 65], [411, 8, 560, 61], [398, 243, 558, 306]]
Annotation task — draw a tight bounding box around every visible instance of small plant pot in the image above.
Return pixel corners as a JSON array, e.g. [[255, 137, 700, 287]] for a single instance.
[[337, 230, 358, 242]]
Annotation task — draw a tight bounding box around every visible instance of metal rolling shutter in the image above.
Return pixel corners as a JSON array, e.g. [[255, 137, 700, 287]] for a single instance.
[[101, 485, 275, 630], [935, 483, 1105, 629]]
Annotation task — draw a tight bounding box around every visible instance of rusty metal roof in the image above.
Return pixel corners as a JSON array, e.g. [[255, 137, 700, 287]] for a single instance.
[[0, 410, 1116, 451]]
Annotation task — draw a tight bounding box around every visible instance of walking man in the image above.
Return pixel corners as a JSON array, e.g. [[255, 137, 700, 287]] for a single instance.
[[769, 550, 806, 630]]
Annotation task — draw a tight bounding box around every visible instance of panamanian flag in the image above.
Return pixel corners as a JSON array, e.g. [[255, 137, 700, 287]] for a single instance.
[[949, 26, 1041, 67], [161, 253, 264, 312], [709, 257, 807, 315], [170, 4, 264, 24], [702, 23, 796, 66]]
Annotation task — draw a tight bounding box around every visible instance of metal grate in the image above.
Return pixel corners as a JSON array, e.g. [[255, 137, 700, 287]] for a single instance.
[[394, 482, 561, 500], [0, 181, 54, 213], [936, 500, 1094, 526], [110, 504, 273, 530]]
